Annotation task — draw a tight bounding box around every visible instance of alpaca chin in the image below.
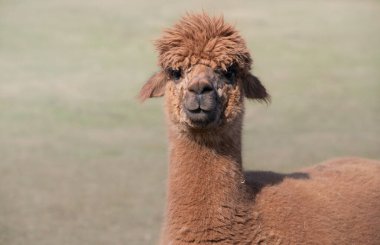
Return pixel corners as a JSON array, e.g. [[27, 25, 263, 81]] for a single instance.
[[184, 109, 219, 129]]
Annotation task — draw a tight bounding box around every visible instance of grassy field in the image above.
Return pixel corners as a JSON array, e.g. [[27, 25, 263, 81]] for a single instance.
[[0, 0, 379, 244]]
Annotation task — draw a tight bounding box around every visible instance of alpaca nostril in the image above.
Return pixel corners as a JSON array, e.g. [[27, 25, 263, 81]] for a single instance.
[[202, 85, 213, 93], [188, 81, 214, 95]]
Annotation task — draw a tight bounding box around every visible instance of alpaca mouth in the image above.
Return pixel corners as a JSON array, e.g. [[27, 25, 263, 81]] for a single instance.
[[184, 107, 218, 128]]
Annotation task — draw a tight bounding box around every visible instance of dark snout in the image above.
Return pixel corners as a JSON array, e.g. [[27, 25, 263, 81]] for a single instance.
[[184, 79, 218, 126]]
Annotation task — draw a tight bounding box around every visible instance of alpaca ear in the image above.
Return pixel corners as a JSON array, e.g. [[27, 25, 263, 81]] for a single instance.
[[139, 71, 167, 102], [243, 73, 270, 102]]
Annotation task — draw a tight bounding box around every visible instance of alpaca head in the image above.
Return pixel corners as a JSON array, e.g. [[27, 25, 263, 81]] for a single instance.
[[140, 13, 269, 134]]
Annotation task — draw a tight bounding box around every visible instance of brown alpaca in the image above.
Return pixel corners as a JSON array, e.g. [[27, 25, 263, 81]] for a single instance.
[[139, 13, 380, 244]]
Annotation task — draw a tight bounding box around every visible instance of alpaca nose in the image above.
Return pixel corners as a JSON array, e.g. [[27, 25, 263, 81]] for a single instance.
[[188, 80, 214, 95], [184, 78, 218, 126]]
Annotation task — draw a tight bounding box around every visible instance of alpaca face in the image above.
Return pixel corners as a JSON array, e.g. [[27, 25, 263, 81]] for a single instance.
[[164, 63, 246, 130], [139, 14, 270, 132]]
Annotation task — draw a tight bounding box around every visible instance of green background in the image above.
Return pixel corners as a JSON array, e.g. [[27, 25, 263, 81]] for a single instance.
[[1, 0, 379, 244]]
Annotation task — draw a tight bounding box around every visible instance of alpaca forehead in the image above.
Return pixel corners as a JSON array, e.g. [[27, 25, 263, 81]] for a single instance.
[[155, 14, 252, 70], [160, 45, 245, 70]]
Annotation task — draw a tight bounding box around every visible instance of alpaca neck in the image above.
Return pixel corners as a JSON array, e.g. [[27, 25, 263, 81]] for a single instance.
[[163, 127, 248, 243]]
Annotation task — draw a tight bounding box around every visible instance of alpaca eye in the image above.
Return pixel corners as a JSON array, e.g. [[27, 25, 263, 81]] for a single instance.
[[167, 68, 182, 81], [224, 66, 236, 83]]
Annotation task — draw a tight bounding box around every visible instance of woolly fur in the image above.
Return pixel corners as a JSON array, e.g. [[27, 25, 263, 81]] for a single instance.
[[155, 13, 252, 71]]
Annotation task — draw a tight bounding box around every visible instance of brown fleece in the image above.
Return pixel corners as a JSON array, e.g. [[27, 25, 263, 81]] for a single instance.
[[139, 13, 380, 244]]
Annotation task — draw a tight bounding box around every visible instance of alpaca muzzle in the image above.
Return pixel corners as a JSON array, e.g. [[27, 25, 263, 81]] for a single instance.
[[184, 79, 218, 126]]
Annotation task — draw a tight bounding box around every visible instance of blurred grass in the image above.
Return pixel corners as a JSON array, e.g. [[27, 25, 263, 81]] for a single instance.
[[0, 0, 379, 244]]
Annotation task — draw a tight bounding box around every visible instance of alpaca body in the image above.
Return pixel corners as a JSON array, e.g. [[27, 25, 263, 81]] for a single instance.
[[161, 130, 380, 244], [251, 157, 380, 244]]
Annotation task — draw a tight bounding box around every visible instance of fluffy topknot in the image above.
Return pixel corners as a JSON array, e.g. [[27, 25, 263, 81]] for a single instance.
[[155, 13, 252, 71]]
